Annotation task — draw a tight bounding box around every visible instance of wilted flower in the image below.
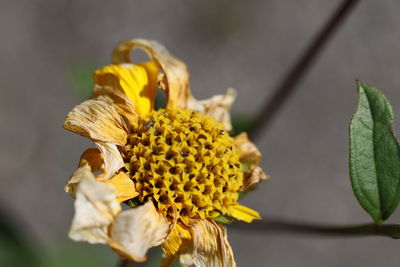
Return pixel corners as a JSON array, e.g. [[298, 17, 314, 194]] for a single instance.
[[64, 39, 268, 266]]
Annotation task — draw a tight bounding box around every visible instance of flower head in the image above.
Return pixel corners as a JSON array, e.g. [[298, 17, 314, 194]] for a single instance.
[[64, 39, 268, 266]]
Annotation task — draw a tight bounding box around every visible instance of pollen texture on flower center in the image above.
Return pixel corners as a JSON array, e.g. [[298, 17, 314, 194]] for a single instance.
[[123, 108, 243, 222]]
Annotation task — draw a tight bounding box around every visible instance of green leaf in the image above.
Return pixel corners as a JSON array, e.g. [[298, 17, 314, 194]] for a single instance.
[[349, 81, 400, 222]]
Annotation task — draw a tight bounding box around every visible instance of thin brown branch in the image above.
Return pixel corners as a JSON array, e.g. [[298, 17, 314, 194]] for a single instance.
[[249, 0, 360, 140]]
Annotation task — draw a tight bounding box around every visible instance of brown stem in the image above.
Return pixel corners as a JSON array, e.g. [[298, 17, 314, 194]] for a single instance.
[[249, 0, 360, 140]]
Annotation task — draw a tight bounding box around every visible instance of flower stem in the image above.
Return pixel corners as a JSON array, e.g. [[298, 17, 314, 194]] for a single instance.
[[118, 259, 133, 267], [232, 219, 400, 239]]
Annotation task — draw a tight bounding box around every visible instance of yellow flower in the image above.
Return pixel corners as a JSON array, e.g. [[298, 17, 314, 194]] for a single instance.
[[63, 39, 268, 266]]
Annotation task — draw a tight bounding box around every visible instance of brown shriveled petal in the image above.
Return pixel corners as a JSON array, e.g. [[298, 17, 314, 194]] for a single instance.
[[64, 99, 128, 145], [109, 201, 169, 262], [112, 39, 191, 109], [92, 85, 138, 127], [183, 219, 236, 267], [65, 148, 103, 197], [233, 132, 268, 191], [186, 88, 236, 132], [242, 166, 269, 191], [69, 176, 121, 244]]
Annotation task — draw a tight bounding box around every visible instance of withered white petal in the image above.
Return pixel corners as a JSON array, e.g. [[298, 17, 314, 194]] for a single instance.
[[187, 88, 236, 131], [110, 201, 169, 262], [64, 99, 128, 145], [69, 176, 121, 244]]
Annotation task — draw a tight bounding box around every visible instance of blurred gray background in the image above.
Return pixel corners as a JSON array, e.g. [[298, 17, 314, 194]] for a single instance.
[[1, 0, 400, 266]]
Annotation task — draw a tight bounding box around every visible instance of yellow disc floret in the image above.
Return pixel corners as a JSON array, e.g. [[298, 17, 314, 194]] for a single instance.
[[123, 108, 243, 223]]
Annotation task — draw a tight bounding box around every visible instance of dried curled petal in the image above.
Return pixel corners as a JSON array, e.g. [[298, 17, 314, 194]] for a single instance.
[[241, 166, 269, 191], [233, 132, 268, 190], [233, 132, 261, 167], [112, 39, 191, 110], [92, 85, 138, 126], [64, 99, 128, 145], [65, 148, 102, 197], [95, 142, 125, 179], [186, 88, 236, 132], [186, 219, 236, 267]]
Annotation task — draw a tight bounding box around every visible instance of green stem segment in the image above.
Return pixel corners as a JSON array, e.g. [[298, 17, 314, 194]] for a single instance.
[[232, 219, 400, 239]]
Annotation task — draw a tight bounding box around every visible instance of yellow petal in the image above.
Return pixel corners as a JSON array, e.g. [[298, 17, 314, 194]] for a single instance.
[[93, 63, 158, 115], [228, 204, 261, 223], [103, 172, 138, 203], [112, 39, 191, 109], [187, 88, 236, 131], [109, 201, 169, 262], [162, 222, 191, 256], [69, 176, 121, 244], [186, 219, 236, 267], [64, 99, 128, 145]]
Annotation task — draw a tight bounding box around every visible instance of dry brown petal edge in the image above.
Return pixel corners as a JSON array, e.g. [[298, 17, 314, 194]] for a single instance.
[[233, 132, 268, 191]]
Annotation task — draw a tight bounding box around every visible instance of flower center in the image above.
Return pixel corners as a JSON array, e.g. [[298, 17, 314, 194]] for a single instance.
[[123, 108, 243, 222]]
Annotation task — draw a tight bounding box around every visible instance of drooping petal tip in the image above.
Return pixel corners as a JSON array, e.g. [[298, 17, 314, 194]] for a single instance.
[[110, 201, 169, 262], [68, 176, 121, 244]]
